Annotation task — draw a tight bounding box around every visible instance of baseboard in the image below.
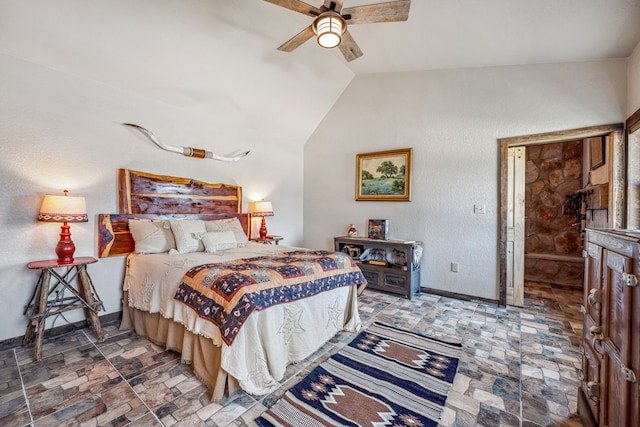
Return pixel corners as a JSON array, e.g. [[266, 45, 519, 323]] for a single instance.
[[420, 287, 498, 305], [0, 311, 123, 351]]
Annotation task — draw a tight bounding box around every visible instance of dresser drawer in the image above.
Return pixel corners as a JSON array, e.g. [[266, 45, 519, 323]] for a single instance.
[[383, 273, 407, 291], [361, 268, 381, 285]]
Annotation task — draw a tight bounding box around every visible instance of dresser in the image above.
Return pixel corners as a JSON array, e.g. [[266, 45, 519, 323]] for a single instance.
[[579, 229, 640, 426], [334, 236, 422, 299]]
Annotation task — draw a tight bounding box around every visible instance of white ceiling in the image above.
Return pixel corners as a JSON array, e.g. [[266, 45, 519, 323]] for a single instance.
[[3, 0, 640, 79], [1, 0, 639, 146], [271, 0, 640, 74]]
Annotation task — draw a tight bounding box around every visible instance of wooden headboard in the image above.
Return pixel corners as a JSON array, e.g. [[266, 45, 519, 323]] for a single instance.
[[98, 169, 249, 257], [118, 168, 242, 214]]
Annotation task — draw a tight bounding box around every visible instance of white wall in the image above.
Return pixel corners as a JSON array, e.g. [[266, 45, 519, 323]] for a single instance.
[[304, 60, 627, 300], [629, 40, 640, 116], [0, 54, 350, 343], [0, 0, 356, 342]]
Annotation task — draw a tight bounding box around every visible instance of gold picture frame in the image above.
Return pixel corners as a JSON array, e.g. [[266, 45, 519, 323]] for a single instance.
[[356, 148, 412, 201]]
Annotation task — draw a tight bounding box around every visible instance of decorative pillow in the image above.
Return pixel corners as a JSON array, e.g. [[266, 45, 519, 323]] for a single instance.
[[169, 219, 207, 254], [205, 217, 249, 246], [128, 220, 175, 254], [198, 230, 238, 253]]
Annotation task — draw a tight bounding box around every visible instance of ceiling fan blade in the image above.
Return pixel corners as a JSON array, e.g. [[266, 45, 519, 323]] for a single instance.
[[338, 30, 363, 62], [323, 0, 344, 12], [264, 0, 324, 17], [342, 0, 410, 24], [277, 25, 315, 52]]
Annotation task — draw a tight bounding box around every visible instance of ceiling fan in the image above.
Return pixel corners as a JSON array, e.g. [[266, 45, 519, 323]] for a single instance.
[[264, 0, 411, 62]]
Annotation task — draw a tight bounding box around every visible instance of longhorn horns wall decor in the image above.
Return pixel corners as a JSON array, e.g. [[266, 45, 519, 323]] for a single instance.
[[123, 123, 250, 162]]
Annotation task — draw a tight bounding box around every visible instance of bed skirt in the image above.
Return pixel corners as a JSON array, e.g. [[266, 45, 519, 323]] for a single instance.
[[120, 292, 239, 402]]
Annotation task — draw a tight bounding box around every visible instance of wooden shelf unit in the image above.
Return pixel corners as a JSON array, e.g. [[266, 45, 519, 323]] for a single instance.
[[334, 236, 422, 299]]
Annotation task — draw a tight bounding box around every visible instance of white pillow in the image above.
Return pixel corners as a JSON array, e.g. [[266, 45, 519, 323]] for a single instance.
[[205, 217, 249, 246], [169, 219, 207, 254], [128, 220, 175, 254], [198, 230, 238, 253]]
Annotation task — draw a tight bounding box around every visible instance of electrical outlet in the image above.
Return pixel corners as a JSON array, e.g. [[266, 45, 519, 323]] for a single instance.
[[451, 262, 459, 272], [474, 204, 486, 214]]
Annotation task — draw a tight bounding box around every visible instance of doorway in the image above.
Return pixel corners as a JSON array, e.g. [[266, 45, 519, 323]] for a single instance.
[[498, 124, 626, 307]]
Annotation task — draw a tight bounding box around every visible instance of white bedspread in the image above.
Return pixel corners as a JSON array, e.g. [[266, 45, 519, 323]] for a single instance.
[[124, 242, 362, 395]]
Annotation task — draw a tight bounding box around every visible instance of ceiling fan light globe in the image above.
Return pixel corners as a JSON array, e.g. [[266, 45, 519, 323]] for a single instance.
[[313, 14, 345, 48], [318, 32, 341, 48]]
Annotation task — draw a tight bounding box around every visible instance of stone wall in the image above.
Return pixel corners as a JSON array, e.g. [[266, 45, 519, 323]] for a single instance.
[[525, 141, 584, 287]]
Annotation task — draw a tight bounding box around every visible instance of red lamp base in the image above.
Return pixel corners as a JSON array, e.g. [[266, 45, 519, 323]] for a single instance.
[[55, 222, 75, 264], [259, 217, 268, 239]]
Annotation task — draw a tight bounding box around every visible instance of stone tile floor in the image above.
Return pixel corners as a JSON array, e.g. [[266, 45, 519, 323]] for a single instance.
[[0, 281, 584, 426]]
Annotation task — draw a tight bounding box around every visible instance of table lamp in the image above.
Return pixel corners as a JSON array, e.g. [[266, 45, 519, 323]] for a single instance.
[[38, 190, 88, 264], [251, 200, 273, 239]]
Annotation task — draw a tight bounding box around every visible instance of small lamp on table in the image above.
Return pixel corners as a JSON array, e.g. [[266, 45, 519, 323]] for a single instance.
[[251, 200, 274, 239], [38, 190, 88, 264]]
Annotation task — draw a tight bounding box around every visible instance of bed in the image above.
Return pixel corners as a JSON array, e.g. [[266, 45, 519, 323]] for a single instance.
[[98, 169, 364, 401]]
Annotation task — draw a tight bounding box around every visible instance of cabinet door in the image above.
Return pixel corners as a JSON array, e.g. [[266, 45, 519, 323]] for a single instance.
[[603, 250, 633, 364], [601, 249, 634, 426], [584, 242, 603, 325], [581, 338, 602, 424], [601, 348, 632, 427], [632, 261, 640, 426]]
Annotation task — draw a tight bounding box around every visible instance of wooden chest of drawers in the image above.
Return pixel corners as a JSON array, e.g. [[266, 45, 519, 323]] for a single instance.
[[334, 236, 422, 299], [579, 229, 640, 426]]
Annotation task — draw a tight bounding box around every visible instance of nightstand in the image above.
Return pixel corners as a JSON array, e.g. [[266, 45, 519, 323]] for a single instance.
[[251, 236, 283, 245], [23, 256, 104, 361]]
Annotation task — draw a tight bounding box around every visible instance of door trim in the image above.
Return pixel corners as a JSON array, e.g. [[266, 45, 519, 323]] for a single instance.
[[497, 123, 625, 306]]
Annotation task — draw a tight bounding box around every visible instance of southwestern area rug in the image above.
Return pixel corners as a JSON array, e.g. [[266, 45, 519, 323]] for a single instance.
[[256, 322, 462, 427]]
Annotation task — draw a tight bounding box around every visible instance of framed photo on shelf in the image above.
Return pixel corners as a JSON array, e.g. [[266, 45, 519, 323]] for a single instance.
[[368, 219, 389, 240], [356, 148, 412, 201]]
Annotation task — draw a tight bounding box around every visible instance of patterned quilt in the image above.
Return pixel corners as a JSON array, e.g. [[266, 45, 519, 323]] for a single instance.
[[174, 250, 366, 345]]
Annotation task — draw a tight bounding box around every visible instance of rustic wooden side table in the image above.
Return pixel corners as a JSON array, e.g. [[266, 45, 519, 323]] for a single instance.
[[23, 256, 104, 361]]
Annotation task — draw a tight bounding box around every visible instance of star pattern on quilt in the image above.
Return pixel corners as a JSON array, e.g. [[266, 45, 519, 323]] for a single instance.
[[278, 305, 305, 342], [326, 298, 343, 330], [163, 258, 192, 269], [248, 351, 271, 388]]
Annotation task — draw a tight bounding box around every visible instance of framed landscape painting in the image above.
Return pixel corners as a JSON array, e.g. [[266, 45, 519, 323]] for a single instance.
[[356, 148, 412, 201]]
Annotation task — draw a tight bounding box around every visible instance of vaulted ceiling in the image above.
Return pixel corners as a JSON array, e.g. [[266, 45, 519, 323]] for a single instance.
[[2, 0, 639, 147], [4, 1, 640, 81], [273, 0, 640, 74]]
